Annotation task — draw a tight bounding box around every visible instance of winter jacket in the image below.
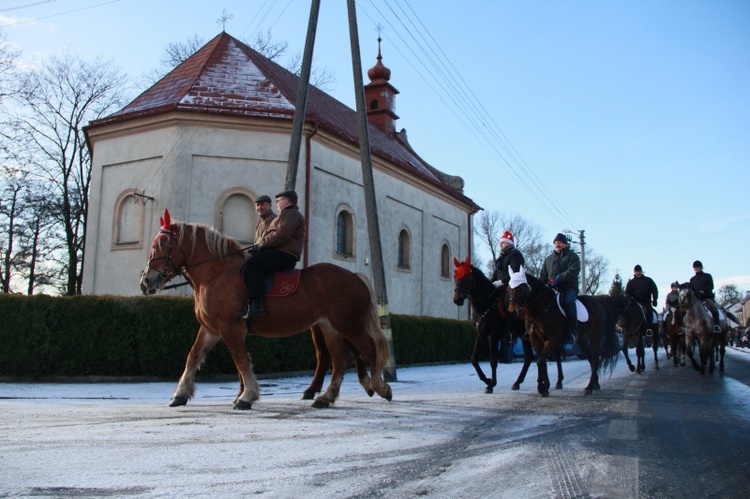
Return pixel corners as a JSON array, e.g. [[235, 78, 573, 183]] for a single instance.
[[491, 246, 525, 285], [254, 210, 277, 244], [690, 271, 715, 300], [257, 205, 305, 260], [539, 247, 580, 292], [625, 275, 658, 307]]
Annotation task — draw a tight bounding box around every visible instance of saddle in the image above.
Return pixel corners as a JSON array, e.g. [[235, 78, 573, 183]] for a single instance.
[[264, 269, 300, 297], [554, 293, 589, 322]]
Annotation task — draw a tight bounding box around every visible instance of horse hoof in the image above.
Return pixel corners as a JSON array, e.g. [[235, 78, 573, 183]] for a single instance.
[[555, 383, 563, 390], [367, 389, 375, 397], [511, 384, 520, 391], [169, 396, 188, 407], [540, 391, 549, 398], [301, 391, 316, 400], [584, 388, 593, 396], [311, 398, 331, 409], [628, 365, 636, 373], [484, 387, 494, 394], [233, 399, 253, 410]]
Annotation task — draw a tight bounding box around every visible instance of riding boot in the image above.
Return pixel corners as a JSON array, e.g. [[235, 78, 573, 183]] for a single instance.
[[564, 302, 578, 344], [236, 298, 265, 319]]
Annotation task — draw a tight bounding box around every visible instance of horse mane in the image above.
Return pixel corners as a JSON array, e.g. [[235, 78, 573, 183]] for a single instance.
[[174, 221, 242, 257], [471, 265, 493, 287]]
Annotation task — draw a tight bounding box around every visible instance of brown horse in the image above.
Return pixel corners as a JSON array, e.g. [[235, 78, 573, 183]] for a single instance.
[[139, 209, 392, 409], [678, 286, 727, 376], [663, 308, 686, 367], [506, 267, 619, 396]]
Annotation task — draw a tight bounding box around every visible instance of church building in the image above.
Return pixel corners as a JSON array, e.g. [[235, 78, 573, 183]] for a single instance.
[[82, 32, 479, 319]]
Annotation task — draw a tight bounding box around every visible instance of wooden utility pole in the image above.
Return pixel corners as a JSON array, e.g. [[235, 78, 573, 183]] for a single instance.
[[285, 0, 320, 190], [346, 0, 396, 381]]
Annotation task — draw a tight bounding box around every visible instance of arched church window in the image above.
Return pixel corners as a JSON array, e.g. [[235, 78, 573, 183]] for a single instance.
[[440, 243, 450, 278], [336, 209, 354, 258], [215, 188, 256, 244], [112, 189, 144, 249], [398, 228, 411, 269]]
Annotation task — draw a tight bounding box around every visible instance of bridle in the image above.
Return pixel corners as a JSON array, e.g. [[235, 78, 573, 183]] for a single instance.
[[454, 269, 499, 330], [142, 228, 186, 285]]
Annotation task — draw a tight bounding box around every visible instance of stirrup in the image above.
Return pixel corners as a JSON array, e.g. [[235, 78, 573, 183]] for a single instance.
[[645, 329, 653, 337], [236, 304, 252, 319], [713, 325, 721, 333]]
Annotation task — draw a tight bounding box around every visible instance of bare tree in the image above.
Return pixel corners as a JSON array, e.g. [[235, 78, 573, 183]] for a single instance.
[[0, 166, 26, 293], [474, 210, 545, 276], [5, 53, 127, 294], [583, 250, 608, 295], [718, 284, 741, 307]]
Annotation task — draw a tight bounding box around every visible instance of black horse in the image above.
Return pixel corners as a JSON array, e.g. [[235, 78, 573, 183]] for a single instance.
[[505, 267, 619, 397], [453, 257, 566, 393], [602, 295, 661, 374]]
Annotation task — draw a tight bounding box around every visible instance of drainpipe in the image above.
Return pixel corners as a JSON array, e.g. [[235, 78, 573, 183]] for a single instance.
[[303, 122, 319, 269]]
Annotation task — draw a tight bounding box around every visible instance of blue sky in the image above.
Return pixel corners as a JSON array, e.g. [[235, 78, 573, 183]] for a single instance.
[[2, 0, 748, 302]]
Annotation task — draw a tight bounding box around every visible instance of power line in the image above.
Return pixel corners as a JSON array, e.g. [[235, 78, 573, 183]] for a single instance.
[[0, 0, 119, 27]]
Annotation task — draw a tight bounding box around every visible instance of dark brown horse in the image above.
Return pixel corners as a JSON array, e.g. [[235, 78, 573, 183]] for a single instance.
[[506, 267, 619, 396], [139, 210, 392, 409], [603, 295, 661, 374], [453, 257, 566, 393], [663, 307, 686, 367], [678, 286, 727, 376]]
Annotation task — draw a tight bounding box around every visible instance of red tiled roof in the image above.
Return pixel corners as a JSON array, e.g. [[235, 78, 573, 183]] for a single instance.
[[89, 32, 478, 208]]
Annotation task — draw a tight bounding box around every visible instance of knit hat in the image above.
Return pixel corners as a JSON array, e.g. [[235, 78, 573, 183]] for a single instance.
[[553, 232, 569, 244], [634, 265, 642, 272], [499, 230, 514, 246]]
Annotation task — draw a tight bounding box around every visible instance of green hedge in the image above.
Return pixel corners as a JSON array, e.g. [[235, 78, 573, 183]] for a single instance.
[[0, 294, 476, 379]]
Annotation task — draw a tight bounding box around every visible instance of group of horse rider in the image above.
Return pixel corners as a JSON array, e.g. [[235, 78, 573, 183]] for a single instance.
[[236, 190, 305, 319], [490, 231, 582, 344], [489, 230, 723, 343]]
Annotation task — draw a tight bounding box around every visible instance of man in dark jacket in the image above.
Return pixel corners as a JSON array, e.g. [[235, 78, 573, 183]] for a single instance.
[[539, 232, 581, 342], [625, 264, 659, 336], [689, 260, 721, 332], [490, 230, 525, 348], [238, 190, 305, 319]]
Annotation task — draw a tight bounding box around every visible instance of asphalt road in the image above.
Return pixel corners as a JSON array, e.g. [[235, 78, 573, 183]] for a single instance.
[[1, 347, 749, 498]]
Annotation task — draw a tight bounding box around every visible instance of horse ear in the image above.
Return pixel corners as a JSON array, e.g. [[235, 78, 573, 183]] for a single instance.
[[159, 216, 164, 227], [163, 209, 171, 228], [464, 256, 470, 266], [453, 257, 460, 268]]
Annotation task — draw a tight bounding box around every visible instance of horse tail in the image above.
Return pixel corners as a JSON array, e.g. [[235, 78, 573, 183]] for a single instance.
[[356, 273, 392, 373], [596, 297, 620, 375]]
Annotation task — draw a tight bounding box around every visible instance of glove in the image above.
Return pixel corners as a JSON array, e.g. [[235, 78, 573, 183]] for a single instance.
[[492, 280, 504, 288], [549, 275, 560, 286]]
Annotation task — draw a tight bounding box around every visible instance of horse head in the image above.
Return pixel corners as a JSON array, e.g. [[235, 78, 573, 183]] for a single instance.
[[504, 265, 530, 313], [677, 287, 695, 312], [453, 256, 472, 306], [140, 209, 185, 295]]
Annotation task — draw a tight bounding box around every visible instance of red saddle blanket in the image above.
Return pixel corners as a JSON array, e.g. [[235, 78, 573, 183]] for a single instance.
[[266, 270, 300, 297]]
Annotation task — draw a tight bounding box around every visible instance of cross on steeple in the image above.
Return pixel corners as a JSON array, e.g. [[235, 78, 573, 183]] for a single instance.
[[216, 9, 233, 31]]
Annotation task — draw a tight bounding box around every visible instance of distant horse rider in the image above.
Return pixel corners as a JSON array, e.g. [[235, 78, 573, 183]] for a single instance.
[[625, 264, 659, 336], [237, 190, 305, 319], [491, 230, 525, 342], [539, 232, 581, 343], [689, 260, 721, 333]]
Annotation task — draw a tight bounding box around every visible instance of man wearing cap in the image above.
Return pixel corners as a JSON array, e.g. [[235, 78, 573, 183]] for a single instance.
[[253, 195, 276, 244], [539, 233, 581, 342], [625, 265, 659, 336], [689, 260, 721, 332], [238, 190, 305, 319], [490, 230, 526, 347]]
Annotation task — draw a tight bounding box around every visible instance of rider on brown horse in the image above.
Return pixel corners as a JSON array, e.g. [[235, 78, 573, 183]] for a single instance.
[[539, 232, 581, 343], [490, 230, 525, 342], [238, 190, 305, 319]]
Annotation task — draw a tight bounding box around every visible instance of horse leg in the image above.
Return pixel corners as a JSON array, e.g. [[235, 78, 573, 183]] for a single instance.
[[554, 358, 564, 390], [486, 332, 499, 394], [622, 342, 636, 373], [584, 354, 601, 395], [635, 337, 645, 374], [470, 335, 492, 392], [535, 344, 552, 397], [512, 338, 533, 390], [346, 339, 374, 397], [719, 341, 725, 374], [221, 326, 260, 410], [652, 334, 660, 371], [302, 325, 330, 400], [685, 337, 701, 372], [311, 322, 347, 408], [171, 325, 221, 407]]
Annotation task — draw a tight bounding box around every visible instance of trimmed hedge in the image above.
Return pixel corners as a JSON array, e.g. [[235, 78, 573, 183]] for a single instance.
[[0, 294, 476, 379]]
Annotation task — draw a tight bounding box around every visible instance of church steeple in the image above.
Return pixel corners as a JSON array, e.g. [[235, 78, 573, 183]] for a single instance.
[[365, 37, 399, 135]]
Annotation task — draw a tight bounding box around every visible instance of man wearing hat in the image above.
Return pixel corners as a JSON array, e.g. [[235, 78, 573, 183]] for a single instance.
[[238, 190, 305, 319], [253, 194, 276, 244], [539, 232, 581, 342], [689, 260, 721, 332], [490, 230, 526, 349], [625, 265, 659, 336]]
